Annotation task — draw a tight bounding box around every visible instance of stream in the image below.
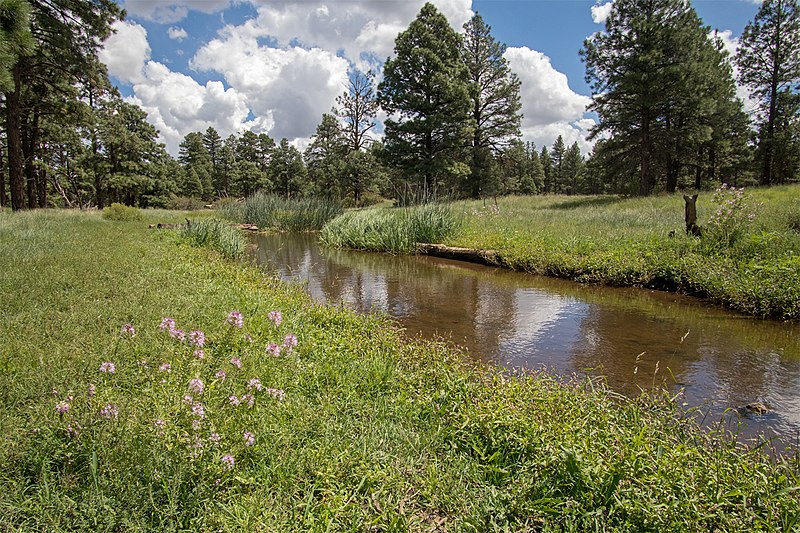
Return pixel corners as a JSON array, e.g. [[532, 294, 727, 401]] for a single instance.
[[251, 232, 800, 446]]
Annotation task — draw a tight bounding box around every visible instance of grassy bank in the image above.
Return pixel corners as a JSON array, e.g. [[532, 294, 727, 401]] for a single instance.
[[224, 192, 343, 232], [410, 186, 799, 319], [1, 209, 799, 530]]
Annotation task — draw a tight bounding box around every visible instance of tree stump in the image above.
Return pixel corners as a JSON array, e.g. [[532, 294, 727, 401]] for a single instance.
[[683, 194, 701, 236]]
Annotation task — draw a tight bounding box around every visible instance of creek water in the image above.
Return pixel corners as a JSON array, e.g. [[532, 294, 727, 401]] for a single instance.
[[251, 232, 800, 445]]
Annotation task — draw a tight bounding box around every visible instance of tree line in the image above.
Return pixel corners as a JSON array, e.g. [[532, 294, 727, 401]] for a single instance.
[[1, 0, 798, 211]]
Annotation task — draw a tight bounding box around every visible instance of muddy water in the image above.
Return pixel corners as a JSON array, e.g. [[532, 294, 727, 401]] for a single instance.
[[251, 232, 800, 444]]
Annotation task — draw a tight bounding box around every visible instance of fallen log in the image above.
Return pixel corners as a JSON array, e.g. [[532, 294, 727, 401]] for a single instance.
[[149, 218, 191, 230], [416, 243, 499, 266]]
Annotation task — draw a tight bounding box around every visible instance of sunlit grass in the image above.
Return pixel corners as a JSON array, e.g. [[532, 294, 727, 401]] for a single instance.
[[223, 192, 343, 232]]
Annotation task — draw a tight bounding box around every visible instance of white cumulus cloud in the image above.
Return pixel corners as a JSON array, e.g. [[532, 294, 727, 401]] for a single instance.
[[591, 1, 614, 24], [168, 26, 188, 41], [504, 46, 593, 151], [99, 20, 150, 84]]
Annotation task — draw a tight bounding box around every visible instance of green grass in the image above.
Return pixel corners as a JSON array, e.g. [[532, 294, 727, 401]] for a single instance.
[[320, 203, 462, 254], [1, 209, 799, 531], [224, 192, 343, 232], [421, 186, 800, 320]]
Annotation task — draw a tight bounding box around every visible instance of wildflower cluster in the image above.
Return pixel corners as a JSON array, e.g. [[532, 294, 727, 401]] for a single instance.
[[46, 309, 294, 484], [706, 183, 756, 248]]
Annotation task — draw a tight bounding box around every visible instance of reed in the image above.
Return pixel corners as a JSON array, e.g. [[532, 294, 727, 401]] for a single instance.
[[320, 203, 462, 254], [225, 193, 343, 232], [180, 217, 246, 260]]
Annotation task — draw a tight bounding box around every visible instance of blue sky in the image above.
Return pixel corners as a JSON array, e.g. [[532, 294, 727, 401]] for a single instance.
[[101, 0, 761, 156]]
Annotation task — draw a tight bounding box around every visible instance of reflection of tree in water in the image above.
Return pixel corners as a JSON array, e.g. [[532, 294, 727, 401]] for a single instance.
[[250, 232, 800, 441]]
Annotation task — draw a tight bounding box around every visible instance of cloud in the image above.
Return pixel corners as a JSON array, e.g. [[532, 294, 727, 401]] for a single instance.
[[713, 29, 760, 114], [99, 20, 150, 84], [121, 0, 232, 23], [591, 1, 614, 24], [168, 26, 188, 41], [504, 46, 594, 153], [191, 25, 350, 142]]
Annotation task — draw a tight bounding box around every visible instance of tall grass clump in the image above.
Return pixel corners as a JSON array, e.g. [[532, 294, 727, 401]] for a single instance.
[[225, 192, 343, 232], [181, 218, 245, 260], [320, 203, 462, 254]]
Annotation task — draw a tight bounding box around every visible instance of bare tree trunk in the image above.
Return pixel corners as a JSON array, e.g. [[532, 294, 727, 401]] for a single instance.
[[7, 64, 25, 211]]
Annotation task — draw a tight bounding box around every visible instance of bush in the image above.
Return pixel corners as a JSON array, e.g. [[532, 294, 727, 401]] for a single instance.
[[101, 203, 143, 221]]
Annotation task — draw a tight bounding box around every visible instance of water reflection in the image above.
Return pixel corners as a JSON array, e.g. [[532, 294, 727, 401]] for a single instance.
[[250, 232, 800, 443]]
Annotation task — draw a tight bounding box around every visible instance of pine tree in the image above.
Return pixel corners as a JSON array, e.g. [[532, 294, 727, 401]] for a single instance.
[[540, 146, 552, 194], [178, 132, 212, 199], [377, 2, 471, 200], [737, 0, 800, 184], [335, 70, 378, 152], [550, 136, 566, 194], [270, 138, 307, 198], [462, 13, 522, 198], [202, 127, 223, 196], [305, 113, 347, 198], [581, 0, 747, 195]]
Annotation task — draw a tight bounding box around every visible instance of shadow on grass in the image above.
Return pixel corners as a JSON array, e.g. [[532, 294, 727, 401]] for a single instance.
[[549, 196, 627, 210]]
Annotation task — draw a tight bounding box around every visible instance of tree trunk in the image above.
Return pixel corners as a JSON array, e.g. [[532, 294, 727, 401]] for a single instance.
[[665, 154, 678, 193], [6, 64, 25, 211], [24, 108, 39, 208], [0, 141, 6, 208], [639, 118, 653, 196]]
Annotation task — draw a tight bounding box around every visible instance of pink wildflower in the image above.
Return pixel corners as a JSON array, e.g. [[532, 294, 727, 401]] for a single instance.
[[56, 401, 70, 414], [228, 395, 240, 406], [154, 418, 166, 430], [99, 361, 116, 374], [87, 384, 96, 398], [159, 362, 171, 373], [169, 328, 185, 341], [241, 393, 255, 407], [99, 403, 118, 419], [268, 311, 282, 327], [243, 431, 255, 447], [121, 323, 136, 336], [247, 378, 262, 391], [230, 356, 242, 369], [188, 378, 204, 394], [266, 388, 286, 401], [221, 454, 235, 470], [215, 369, 227, 381], [191, 402, 206, 419], [209, 432, 221, 443], [183, 394, 193, 405], [227, 311, 243, 328], [283, 334, 298, 352], [188, 330, 205, 347], [193, 349, 205, 359], [160, 317, 176, 331], [266, 343, 281, 357]]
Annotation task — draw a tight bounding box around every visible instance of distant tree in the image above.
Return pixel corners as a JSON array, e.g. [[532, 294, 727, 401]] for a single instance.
[[540, 146, 552, 193], [202, 126, 223, 196], [462, 12, 522, 198], [335, 70, 378, 152], [737, 0, 800, 184], [378, 2, 471, 200], [562, 142, 586, 195], [270, 138, 307, 198], [305, 113, 347, 197], [550, 135, 566, 194], [178, 132, 212, 199]]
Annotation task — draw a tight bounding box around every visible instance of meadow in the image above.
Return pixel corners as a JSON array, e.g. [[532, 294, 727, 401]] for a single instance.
[[0, 208, 798, 531]]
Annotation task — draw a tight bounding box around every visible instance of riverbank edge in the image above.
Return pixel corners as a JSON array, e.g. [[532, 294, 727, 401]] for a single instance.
[[2, 209, 798, 530]]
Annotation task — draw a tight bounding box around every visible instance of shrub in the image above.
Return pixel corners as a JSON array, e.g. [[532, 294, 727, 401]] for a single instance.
[[101, 203, 143, 221], [167, 195, 207, 211]]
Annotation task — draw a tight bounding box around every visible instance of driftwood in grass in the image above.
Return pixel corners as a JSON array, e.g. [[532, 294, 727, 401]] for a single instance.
[[416, 243, 499, 266], [149, 218, 191, 230]]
